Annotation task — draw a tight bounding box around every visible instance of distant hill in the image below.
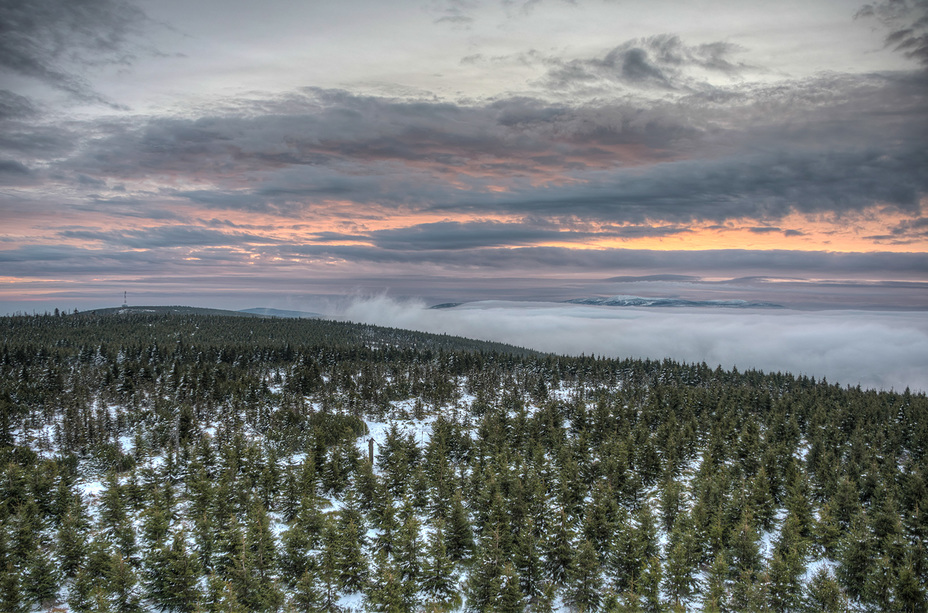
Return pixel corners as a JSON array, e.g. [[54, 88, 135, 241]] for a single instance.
[[567, 295, 784, 309], [43, 306, 539, 356], [80, 305, 263, 317], [239, 307, 324, 319]]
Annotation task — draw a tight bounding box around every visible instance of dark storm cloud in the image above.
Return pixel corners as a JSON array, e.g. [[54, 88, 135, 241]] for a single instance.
[[0, 244, 163, 278], [0, 159, 29, 175], [0, 242, 260, 278], [76, 174, 107, 188], [439, 145, 928, 222], [858, 0, 928, 66], [59, 226, 276, 249], [314, 220, 692, 251], [0, 123, 78, 158], [435, 15, 474, 25], [605, 274, 701, 282], [273, 243, 928, 278], [0, 0, 149, 105], [31, 70, 927, 229], [541, 34, 748, 91], [61, 88, 696, 184], [0, 90, 36, 120], [865, 216, 928, 243]]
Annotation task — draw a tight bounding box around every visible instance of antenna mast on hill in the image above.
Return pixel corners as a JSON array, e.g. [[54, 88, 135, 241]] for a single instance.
[[122, 291, 128, 307]]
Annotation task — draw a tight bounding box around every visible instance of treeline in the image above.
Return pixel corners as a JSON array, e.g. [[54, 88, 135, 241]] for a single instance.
[[0, 312, 926, 612]]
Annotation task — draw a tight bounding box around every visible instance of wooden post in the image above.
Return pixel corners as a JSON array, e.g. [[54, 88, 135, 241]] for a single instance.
[[368, 437, 374, 464]]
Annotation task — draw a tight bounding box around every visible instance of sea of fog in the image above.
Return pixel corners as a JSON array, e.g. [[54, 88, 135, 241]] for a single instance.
[[339, 297, 928, 393]]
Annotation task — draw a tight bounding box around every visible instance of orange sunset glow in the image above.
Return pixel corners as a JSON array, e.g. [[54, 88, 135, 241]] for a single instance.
[[0, 0, 925, 316]]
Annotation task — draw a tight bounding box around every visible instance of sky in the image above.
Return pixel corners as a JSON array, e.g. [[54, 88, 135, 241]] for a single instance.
[[1, 0, 927, 387]]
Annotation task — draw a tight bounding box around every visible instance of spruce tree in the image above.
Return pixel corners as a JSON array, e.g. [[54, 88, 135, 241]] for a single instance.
[[291, 569, 327, 613], [768, 514, 807, 613], [0, 560, 25, 613], [280, 499, 323, 587], [70, 537, 114, 613], [23, 542, 59, 607], [543, 509, 575, 586], [663, 513, 698, 611], [57, 505, 89, 578], [498, 562, 525, 613], [421, 521, 459, 608], [335, 514, 367, 592], [365, 548, 408, 613], [836, 512, 872, 602], [568, 539, 603, 612], [895, 554, 928, 613], [640, 556, 664, 613], [109, 553, 143, 613], [467, 527, 505, 613], [446, 489, 473, 562], [514, 516, 545, 605], [317, 518, 342, 607], [702, 550, 729, 612], [802, 567, 846, 613], [150, 530, 201, 612], [245, 500, 280, 603], [396, 498, 422, 588]]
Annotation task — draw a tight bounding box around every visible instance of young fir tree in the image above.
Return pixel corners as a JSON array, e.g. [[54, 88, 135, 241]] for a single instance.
[[70, 536, 115, 613], [498, 562, 526, 613], [702, 550, 729, 612], [396, 497, 423, 589], [140, 493, 170, 555], [57, 504, 89, 578], [372, 492, 399, 558], [729, 511, 762, 581], [583, 481, 618, 557], [894, 553, 928, 613], [543, 508, 576, 586], [245, 499, 282, 610], [467, 527, 505, 613], [836, 511, 873, 603], [316, 520, 343, 612], [567, 539, 603, 613], [864, 554, 896, 612], [365, 548, 408, 613], [279, 496, 324, 587], [149, 530, 201, 612], [334, 507, 368, 592], [421, 522, 461, 611], [108, 552, 143, 613], [202, 573, 248, 613], [767, 514, 807, 613], [802, 567, 846, 613], [640, 555, 665, 613], [663, 513, 698, 611], [290, 569, 328, 613], [514, 516, 546, 606], [445, 488, 474, 562], [213, 512, 245, 583], [23, 539, 59, 608], [0, 560, 25, 613]]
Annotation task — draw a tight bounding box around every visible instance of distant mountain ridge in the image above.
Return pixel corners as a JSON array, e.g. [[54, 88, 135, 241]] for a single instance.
[[239, 307, 323, 319], [80, 305, 324, 318], [82, 305, 262, 317], [567, 295, 784, 308]]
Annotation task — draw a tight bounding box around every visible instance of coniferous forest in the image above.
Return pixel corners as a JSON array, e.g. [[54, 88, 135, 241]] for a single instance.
[[1, 311, 927, 612]]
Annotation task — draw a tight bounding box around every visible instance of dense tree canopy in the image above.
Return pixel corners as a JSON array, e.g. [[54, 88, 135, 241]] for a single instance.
[[0, 311, 926, 612]]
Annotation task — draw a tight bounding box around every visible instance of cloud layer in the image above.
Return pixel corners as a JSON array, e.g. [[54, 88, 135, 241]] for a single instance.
[[339, 297, 928, 393], [0, 0, 925, 383]]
